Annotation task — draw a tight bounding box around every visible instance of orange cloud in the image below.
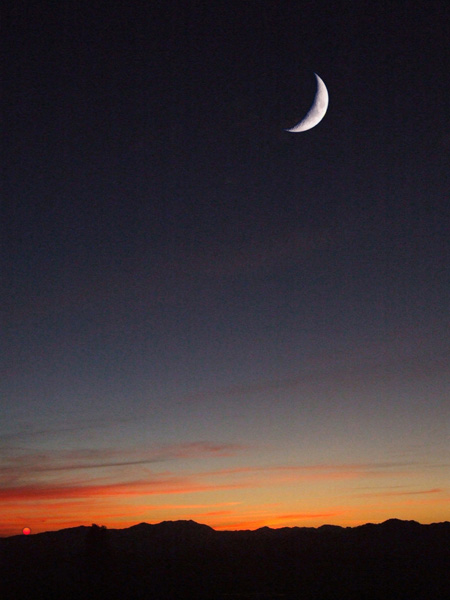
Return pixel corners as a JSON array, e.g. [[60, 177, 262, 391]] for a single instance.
[[0, 466, 265, 505], [198, 462, 412, 484], [355, 487, 444, 498], [0, 458, 414, 505], [207, 507, 346, 531]]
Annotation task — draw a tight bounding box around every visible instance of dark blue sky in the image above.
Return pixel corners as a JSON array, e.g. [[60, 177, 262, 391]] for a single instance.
[[2, 1, 449, 533]]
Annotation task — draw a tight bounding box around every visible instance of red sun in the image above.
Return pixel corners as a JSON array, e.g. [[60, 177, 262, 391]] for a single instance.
[[22, 527, 31, 535]]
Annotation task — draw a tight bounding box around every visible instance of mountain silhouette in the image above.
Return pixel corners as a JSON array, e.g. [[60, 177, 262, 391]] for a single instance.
[[1, 519, 449, 599]]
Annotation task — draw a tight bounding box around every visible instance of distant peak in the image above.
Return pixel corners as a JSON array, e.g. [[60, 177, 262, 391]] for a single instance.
[[129, 522, 153, 530], [381, 518, 420, 527], [157, 519, 214, 531]]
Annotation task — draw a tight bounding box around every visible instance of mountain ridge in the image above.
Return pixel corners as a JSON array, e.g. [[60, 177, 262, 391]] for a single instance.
[[1, 518, 449, 600], [2, 516, 449, 539]]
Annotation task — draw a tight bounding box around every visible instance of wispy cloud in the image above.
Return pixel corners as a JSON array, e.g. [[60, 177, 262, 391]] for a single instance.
[[211, 510, 343, 531], [0, 441, 248, 480], [198, 461, 413, 482], [2, 447, 442, 536], [356, 487, 444, 497], [0, 459, 412, 503], [0, 476, 251, 503]]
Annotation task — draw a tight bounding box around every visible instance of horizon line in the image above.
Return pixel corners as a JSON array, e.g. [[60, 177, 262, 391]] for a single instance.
[[2, 516, 449, 539]]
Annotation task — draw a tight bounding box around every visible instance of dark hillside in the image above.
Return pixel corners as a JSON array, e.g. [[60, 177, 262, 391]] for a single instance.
[[1, 519, 449, 600]]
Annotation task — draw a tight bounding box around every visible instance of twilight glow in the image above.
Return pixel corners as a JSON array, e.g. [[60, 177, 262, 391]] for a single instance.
[[1, 1, 449, 537]]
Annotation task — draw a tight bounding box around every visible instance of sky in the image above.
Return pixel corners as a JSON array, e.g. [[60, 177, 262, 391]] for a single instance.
[[1, 0, 449, 536]]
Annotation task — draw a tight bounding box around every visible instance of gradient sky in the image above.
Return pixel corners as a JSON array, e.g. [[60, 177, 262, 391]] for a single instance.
[[2, 0, 449, 536]]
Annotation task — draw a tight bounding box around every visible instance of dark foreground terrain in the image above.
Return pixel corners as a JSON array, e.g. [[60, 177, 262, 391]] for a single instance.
[[1, 519, 449, 600]]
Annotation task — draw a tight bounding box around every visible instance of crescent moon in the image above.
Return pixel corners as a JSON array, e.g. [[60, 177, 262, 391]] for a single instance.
[[285, 73, 329, 133]]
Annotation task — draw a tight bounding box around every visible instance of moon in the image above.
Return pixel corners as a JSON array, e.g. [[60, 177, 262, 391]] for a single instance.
[[285, 73, 329, 133]]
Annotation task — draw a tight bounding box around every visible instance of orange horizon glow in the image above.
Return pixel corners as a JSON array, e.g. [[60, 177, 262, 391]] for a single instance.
[[0, 470, 450, 537], [2, 441, 448, 538], [2, 509, 448, 538]]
